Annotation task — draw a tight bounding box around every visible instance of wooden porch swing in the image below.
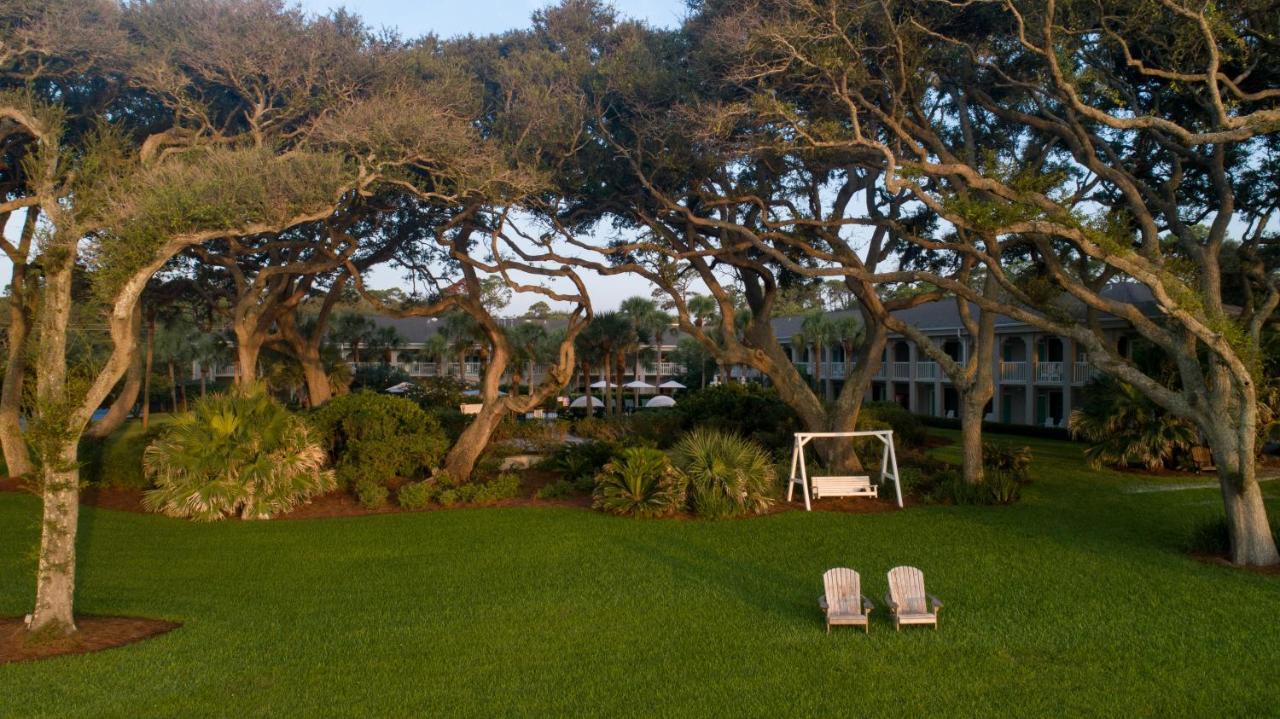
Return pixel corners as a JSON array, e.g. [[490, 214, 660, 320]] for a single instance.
[[786, 430, 903, 511]]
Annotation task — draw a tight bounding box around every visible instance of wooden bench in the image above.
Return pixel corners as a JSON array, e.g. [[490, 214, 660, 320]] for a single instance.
[[810, 475, 876, 499]]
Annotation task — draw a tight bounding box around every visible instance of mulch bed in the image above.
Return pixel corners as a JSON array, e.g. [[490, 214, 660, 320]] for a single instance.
[[1, 470, 903, 519], [1189, 553, 1280, 577], [0, 478, 149, 514], [0, 616, 180, 664]]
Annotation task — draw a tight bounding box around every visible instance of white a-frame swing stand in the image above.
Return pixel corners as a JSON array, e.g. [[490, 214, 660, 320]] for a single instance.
[[787, 430, 903, 510]]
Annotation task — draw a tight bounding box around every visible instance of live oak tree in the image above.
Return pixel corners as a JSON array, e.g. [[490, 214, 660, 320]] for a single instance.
[[730, 0, 1280, 564], [0, 0, 419, 636]]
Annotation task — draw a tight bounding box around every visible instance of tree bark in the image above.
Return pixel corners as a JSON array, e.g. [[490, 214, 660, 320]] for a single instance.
[[167, 360, 179, 413], [85, 308, 144, 439], [959, 395, 987, 486], [298, 351, 332, 407], [141, 315, 155, 430], [28, 255, 78, 636], [0, 210, 37, 478], [1205, 404, 1280, 566], [0, 282, 33, 477], [234, 329, 265, 385]]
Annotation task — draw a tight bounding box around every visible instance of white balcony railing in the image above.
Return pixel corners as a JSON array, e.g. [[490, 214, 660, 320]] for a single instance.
[[1035, 361, 1065, 383], [1072, 361, 1099, 384], [1000, 361, 1029, 382], [891, 362, 912, 380], [916, 361, 939, 381]]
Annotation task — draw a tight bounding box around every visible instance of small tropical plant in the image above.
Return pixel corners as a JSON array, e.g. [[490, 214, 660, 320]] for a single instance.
[[672, 428, 777, 518], [143, 385, 335, 521], [981, 442, 1033, 504], [1069, 378, 1197, 470], [592, 447, 685, 517]]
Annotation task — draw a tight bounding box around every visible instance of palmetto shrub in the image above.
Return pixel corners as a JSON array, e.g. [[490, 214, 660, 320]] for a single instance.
[[672, 428, 776, 518], [1069, 378, 1196, 470], [592, 447, 685, 517], [142, 386, 334, 521]]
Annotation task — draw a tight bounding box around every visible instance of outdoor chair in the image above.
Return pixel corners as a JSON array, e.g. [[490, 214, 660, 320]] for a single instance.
[[884, 566, 943, 630], [818, 568, 874, 634], [1190, 447, 1216, 474]]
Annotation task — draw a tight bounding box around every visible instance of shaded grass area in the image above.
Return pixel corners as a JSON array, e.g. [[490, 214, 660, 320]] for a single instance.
[[1, 434, 1278, 717]]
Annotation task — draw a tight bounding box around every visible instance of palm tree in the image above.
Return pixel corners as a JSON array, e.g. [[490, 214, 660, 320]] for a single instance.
[[587, 312, 633, 415], [620, 296, 673, 389], [329, 313, 375, 363], [686, 295, 719, 387], [1068, 377, 1197, 470], [832, 315, 864, 382], [420, 333, 449, 378], [366, 325, 403, 365], [574, 322, 606, 413], [506, 322, 548, 397], [798, 312, 837, 400], [441, 311, 480, 383]]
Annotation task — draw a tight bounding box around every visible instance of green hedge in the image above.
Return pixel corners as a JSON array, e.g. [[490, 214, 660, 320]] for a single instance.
[[80, 418, 173, 489]]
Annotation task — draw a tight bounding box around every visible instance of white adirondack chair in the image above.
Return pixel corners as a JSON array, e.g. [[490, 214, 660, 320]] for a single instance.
[[818, 568, 874, 633], [884, 566, 943, 630]]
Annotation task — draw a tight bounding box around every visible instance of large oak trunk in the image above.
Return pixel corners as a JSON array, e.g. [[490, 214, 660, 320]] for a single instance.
[[0, 302, 32, 477], [1206, 425, 1279, 566], [29, 446, 80, 635], [29, 257, 78, 636], [442, 403, 506, 482], [298, 350, 332, 407], [959, 396, 986, 485]]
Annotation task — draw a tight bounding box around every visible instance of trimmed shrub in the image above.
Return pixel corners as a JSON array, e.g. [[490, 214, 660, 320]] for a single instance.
[[672, 428, 776, 518], [427, 407, 470, 443], [397, 480, 434, 510], [81, 418, 171, 489], [437, 488, 460, 507], [475, 472, 522, 504], [858, 401, 928, 448], [142, 386, 335, 521], [350, 364, 411, 392], [676, 384, 801, 452], [408, 376, 465, 409], [355, 478, 389, 509], [535, 479, 577, 500], [592, 447, 685, 518], [309, 391, 449, 489], [544, 440, 615, 485]]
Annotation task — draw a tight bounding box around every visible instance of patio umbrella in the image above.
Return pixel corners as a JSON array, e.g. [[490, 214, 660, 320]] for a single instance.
[[589, 379, 612, 388], [658, 380, 686, 389], [623, 380, 656, 409], [384, 382, 416, 394], [644, 395, 677, 408], [570, 396, 604, 408]]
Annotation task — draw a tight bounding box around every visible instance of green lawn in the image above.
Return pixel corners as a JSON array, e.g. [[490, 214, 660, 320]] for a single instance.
[[2, 433, 1278, 717]]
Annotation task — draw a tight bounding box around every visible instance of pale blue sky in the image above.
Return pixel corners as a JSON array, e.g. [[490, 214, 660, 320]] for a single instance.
[[295, 0, 689, 38]]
